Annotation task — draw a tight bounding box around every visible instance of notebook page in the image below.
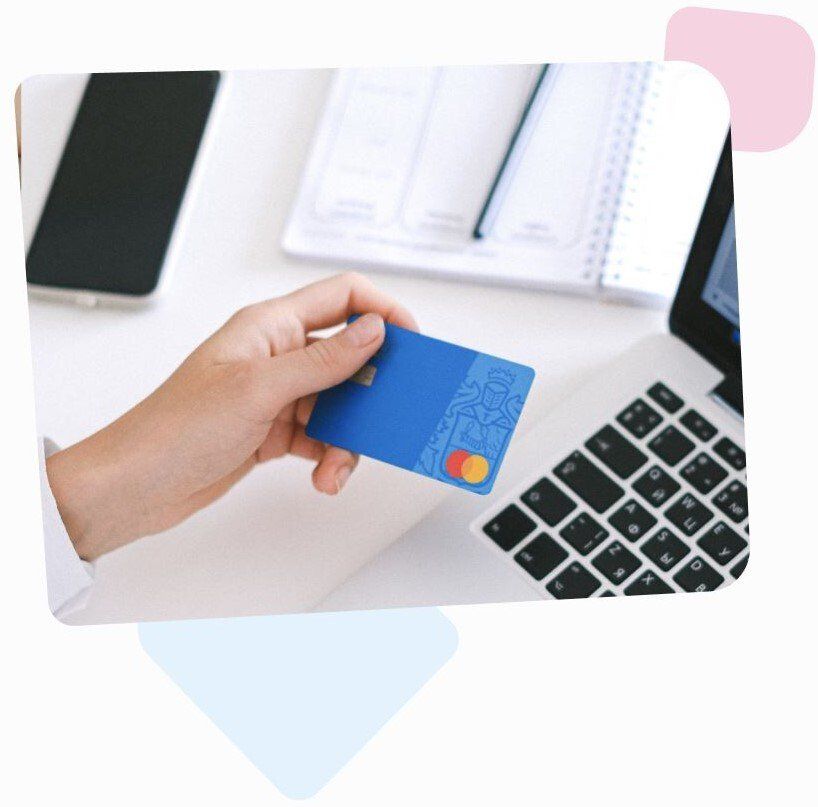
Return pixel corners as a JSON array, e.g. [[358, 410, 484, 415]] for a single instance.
[[283, 64, 641, 293], [401, 67, 537, 236], [493, 64, 626, 247], [491, 62, 650, 282], [312, 68, 438, 226], [601, 62, 730, 303]]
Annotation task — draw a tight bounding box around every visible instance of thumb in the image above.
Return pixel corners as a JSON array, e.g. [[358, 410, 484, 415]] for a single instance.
[[266, 313, 385, 406]]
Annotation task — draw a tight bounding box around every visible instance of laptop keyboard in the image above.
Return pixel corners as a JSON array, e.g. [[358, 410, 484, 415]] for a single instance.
[[478, 381, 749, 599]]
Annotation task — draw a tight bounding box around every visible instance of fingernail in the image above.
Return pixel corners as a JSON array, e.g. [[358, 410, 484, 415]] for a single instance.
[[342, 314, 384, 348], [335, 465, 353, 493]]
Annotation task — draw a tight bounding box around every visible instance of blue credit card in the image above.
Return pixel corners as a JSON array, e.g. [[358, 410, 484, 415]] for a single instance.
[[306, 321, 535, 494]]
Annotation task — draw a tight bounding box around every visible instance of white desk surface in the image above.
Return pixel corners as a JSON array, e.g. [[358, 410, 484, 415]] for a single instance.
[[22, 70, 666, 624]]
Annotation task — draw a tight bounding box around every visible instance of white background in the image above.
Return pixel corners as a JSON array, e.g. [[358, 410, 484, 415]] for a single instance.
[[2, 0, 816, 804]]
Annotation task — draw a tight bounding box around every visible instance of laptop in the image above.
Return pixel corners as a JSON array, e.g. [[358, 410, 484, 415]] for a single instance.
[[318, 135, 747, 611]]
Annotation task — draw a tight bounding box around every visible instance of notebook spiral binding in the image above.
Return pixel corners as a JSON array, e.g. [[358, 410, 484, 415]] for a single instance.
[[583, 62, 654, 284]]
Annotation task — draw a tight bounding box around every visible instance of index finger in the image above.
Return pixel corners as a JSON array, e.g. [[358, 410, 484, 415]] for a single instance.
[[278, 272, 418, 333]]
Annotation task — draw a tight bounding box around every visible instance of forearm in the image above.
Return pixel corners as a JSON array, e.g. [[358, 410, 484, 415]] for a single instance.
[[46, 428, 139, 561]]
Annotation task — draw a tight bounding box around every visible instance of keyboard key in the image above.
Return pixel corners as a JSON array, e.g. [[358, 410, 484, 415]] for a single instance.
[[633, 465, 681, 508], [713, 480, 748, 523], [713, 437, 746, 471], [697, 521, 748, 566], [585, 425, 647, 479], [559, 513, 609, 555], [600, 590, 616, 597], [483, 505, 536, 551], [515, 534, 568, 581], [731, 555, 749, 579], [616, 398, 663, 438], [648, 425, 695, 466], [624, 569, 674, 596], [680, 453, 728, 495], [641, 528, 690, 572], [521, 478, 576, 526], [546, 562, 601, 599], [609, 499, 657, 542], [680, 409, 717, 442], [592, 540, 641, 585], [665, 493, 713, 536], [553, 452, 624, 514], [647, 382, 684, 414], [673, 556, 725, 592]]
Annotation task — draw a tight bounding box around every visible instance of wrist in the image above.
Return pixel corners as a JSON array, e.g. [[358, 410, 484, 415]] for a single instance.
[[46, 430, 136, 561]]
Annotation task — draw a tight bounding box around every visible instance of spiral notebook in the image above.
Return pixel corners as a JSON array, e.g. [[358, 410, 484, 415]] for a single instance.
[[283, 62, 728, 305]]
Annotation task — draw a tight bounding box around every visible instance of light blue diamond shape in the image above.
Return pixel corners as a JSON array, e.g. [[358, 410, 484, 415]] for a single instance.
[[139, 608, 458, 799]]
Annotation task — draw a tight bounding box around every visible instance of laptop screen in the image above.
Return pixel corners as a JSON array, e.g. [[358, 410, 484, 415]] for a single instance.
[[669, 135, 741, 410], [701, 206, 739, 334]]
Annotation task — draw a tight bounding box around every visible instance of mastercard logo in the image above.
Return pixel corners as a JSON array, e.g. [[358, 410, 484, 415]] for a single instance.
[[445, 449, 490, 485]]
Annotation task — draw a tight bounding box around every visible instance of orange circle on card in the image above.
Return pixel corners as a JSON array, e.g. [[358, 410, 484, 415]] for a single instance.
[[445, 449, 470, 478], [462, 454, 490, 484]]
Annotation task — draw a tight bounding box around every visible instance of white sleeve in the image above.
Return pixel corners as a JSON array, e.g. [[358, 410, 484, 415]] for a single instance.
[[39, 438, 95, 619]]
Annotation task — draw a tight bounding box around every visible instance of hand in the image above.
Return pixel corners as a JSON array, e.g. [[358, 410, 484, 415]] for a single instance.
[[46, 273, 417, 561]]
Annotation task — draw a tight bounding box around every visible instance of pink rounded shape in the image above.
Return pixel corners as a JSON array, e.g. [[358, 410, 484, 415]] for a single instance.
[[665, 8, 814, 151]]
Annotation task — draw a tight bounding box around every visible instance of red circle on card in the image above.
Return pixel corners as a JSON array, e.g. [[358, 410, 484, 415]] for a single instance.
[[445, 449, 471, 478]]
